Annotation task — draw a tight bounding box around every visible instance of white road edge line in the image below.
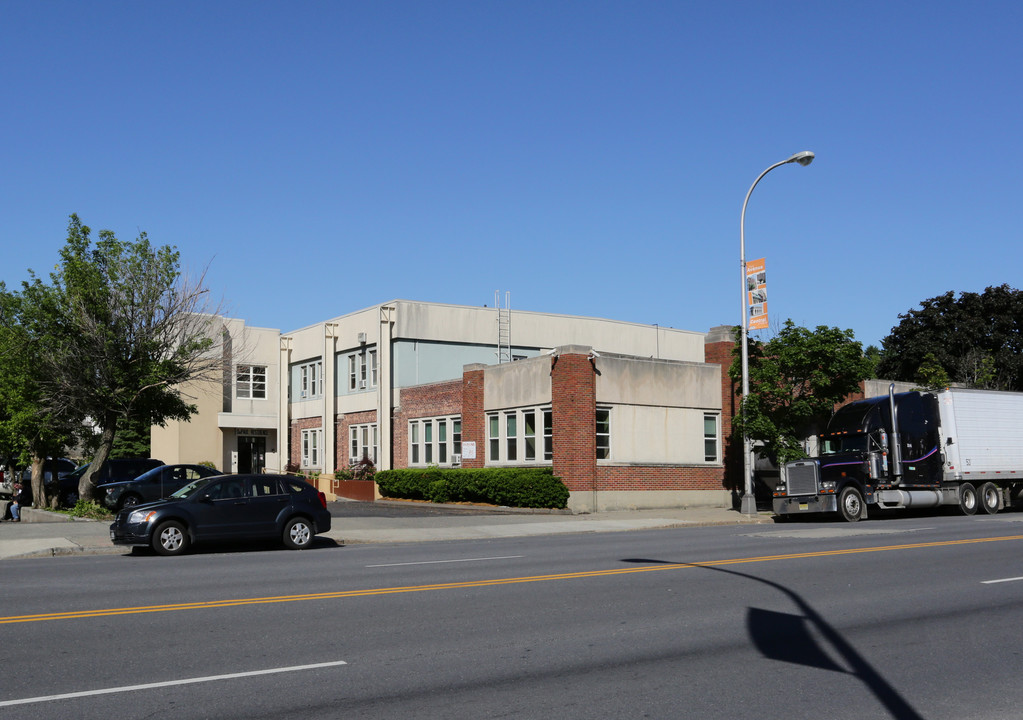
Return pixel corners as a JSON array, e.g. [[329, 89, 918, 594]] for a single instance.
[[0, 660, 349, 708], [981, 576, 1023, 584], [367, 555, 525, 567]]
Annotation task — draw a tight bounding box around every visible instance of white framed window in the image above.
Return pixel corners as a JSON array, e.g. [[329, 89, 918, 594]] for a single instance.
[[236, 365, 267, 399], [704, 413, 720, 462], [347, 349, 377, 392], [349, 424, 378, 465], [299, 360, 322, 399], [409, 416, 462, 467], [487, 406, 552, 465], [301, 428, 322, 468], [596, 407, 611, 459]]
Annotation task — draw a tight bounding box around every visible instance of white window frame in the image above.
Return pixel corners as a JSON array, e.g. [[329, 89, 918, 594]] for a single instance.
[[347, 349, 378, 392], [349, 423, 379, 465], [236, 365, 267, 399], [301, 428, 322, 468], [596, 406, 611, 460], [486, 406, 553, 465], [408, 415, 462, 467], [704, 413, 721, 463], [299, 361, 322, 399]]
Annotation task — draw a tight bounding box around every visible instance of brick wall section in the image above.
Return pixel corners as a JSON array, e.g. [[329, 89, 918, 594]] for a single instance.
[[393, 380, 463, 469], [550, 352, 597, 492], [461, 366, 486, 469], [596, 464, 723, 491], [336, 410, 378, 469]]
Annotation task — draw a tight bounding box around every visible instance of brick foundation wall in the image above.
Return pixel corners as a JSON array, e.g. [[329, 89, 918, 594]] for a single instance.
[[596, 464, 723, 492]]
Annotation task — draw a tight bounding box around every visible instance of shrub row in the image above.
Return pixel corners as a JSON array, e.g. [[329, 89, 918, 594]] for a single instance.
[[375, 467, 569, 509]]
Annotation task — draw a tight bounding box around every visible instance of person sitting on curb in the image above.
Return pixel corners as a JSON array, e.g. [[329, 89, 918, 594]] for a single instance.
[[5, 482, 24, 522]]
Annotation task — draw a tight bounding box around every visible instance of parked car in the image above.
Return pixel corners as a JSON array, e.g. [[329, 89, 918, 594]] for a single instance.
[[102, 464, 221, 511], [109, 474, 332, 556], [47, 458, 165, 507]]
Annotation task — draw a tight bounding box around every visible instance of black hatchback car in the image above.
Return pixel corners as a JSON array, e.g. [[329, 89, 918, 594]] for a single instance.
[[109, 474, 332, 556]]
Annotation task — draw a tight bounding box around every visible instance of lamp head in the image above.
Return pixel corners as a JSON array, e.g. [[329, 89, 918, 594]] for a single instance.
[[788, 150, 815, 167]]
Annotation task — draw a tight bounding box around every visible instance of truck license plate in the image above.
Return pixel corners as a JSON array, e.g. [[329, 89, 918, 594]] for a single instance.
[[799, 503, 808, 511]]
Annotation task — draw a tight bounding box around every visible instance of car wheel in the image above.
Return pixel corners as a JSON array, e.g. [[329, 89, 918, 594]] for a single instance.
[[62, 490, 79, 507], [119, 494, 141, 511], [152, 521, 189, 556], [283, 517, 314, 550]]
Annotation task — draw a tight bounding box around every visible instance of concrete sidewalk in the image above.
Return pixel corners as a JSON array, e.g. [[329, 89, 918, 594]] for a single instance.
[[0, 504, 776, 560]]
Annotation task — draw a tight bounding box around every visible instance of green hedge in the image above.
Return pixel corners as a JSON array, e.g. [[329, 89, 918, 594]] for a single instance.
[[375, 467, 569, 509]]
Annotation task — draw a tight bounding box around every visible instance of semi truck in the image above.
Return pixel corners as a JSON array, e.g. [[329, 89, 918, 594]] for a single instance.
[[774, 385, 1023, 522]]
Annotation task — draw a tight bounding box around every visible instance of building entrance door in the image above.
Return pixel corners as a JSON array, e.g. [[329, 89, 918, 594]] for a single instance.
[[238, 436, 266, 474]]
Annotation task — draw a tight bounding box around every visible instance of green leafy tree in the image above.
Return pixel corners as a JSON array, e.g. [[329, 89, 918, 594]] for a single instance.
[[913, 352, 951, 390], [878, 285, 1023, 390], [110, 415, 153, 458], [34, 215, 221, 501], [0, 283, 79, 507], [729, 320, 873, 466]]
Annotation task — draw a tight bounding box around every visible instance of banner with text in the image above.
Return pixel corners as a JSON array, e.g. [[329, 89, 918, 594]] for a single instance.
[[746, 258, 768, 330]]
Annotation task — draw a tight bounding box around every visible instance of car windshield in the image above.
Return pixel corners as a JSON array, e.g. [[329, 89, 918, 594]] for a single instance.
[[170, 477, 217, 499]]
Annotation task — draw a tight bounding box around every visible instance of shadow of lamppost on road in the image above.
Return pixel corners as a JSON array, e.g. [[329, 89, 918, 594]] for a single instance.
[[620, 558, 925, 720]]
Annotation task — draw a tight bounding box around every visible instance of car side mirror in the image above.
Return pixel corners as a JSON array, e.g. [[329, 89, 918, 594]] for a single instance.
[[200, 493, 215, 503]]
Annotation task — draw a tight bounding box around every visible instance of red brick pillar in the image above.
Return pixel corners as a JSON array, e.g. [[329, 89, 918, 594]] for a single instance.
[[550, 349, 596, 493], [705, 326, 740, 495], [461, 365, 486, 469]]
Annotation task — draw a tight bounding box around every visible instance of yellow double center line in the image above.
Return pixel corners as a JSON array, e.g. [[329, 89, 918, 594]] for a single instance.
[[4, 534, 1021, 625]]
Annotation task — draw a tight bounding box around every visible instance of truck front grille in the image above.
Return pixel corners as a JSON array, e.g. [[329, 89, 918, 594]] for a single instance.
[[785, 461, 819, 496]]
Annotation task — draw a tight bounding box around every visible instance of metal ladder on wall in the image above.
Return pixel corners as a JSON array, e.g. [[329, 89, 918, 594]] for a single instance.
[[496, 290, 511, 364]]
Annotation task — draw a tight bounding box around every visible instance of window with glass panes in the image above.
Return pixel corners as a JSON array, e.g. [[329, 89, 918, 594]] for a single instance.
[[704, 413, 720, 462], [301, 428, 321, 467], [408, 416, 461, 466], [486, 407, 552, 464], [349, 424, 378, 465], [595, 407, 611, 459], [236, 365, 267, 399]]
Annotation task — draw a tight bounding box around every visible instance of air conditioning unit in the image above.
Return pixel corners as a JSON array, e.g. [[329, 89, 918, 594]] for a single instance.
[[358, 380, 367, 390], [357, 332, 367, 344], [451, 453, 462, 466]]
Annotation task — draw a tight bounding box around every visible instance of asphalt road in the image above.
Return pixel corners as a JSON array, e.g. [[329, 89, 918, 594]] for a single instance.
[[4, 512, 1023, 719]]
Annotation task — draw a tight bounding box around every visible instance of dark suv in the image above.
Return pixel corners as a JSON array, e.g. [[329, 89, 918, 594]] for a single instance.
[[47, 458, 164, 507], [109, 474, 332, 556], [102, 464, 221, 511]]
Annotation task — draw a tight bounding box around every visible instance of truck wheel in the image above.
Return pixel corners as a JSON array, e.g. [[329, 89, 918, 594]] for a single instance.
[[958, 483, 978, 516], [838, 487, 864, 523], [978, 482, 1000, 514]]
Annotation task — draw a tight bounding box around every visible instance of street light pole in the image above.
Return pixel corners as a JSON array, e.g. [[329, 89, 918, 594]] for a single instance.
[[739, 150, 814, 516]]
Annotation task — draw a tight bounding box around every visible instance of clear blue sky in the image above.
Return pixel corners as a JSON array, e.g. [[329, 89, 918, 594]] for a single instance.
[[3, 1, 1021, 349]]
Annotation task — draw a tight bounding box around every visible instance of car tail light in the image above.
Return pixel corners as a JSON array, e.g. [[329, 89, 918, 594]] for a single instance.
[[317, 491, 327, 509]]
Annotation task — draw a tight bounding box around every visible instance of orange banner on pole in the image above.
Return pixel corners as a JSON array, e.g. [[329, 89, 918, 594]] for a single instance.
[[746, 258, 768, 330]]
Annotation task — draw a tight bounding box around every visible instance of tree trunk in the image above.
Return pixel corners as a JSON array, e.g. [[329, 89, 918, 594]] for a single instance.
[[81, 423, 116, 503], [29, 456, 47, 509]]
